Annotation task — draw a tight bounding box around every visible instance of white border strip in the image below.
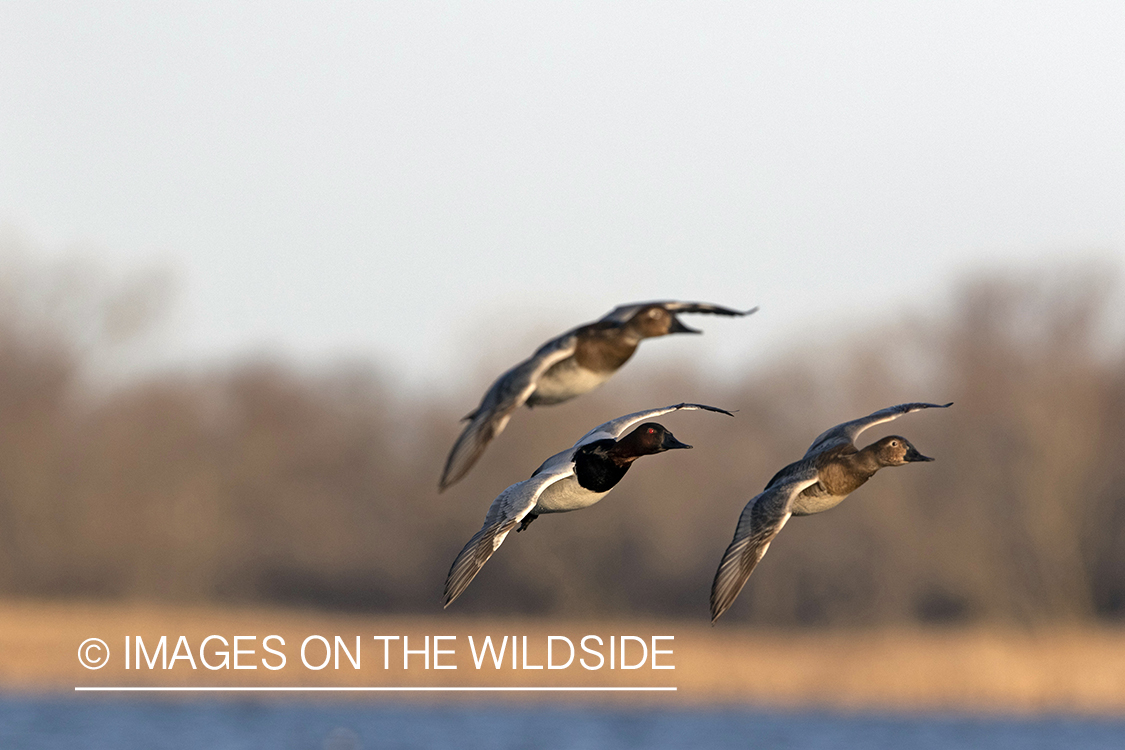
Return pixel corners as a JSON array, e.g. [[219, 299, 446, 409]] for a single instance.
[[75, 686, 677, 692]]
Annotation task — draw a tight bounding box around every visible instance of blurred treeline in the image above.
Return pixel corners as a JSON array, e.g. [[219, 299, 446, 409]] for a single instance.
[[1, 249, 1123, 626]]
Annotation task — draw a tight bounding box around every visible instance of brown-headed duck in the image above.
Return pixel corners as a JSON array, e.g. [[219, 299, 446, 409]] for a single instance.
[[710, 401, 952, 623], [440, 301, 755, 490]]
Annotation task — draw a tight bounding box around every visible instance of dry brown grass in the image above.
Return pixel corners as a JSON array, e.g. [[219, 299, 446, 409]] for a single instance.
[[4, 598, 1124, 715]]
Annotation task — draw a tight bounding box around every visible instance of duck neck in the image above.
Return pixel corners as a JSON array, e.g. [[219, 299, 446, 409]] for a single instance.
[[846, 445, 884, 481], [574, 441, 636, 492], [607, 441, 646, 467], [814, 444, 884, 498], [620, 321, 653, 346], [575, 332, 639, 372]]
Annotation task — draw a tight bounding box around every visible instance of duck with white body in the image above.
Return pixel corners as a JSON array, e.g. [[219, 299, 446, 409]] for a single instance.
[[443, 403, 732, 608]]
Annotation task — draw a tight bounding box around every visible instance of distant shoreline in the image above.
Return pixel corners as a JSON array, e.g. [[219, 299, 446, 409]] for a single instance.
[[3, 598, 1124, 715]]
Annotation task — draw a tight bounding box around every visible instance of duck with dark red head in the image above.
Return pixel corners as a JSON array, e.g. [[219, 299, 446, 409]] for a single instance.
[[572, 422, 692, 494], [443, 403, 730, 608]]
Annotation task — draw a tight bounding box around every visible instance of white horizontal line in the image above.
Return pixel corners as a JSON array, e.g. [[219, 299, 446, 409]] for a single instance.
[[75, 686, 677, 692]]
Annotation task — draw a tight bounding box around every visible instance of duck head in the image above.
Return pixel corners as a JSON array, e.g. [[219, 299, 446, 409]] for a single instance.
[[628, 305, 701, 338], [614, 422, 692, 459], [872, 435, 934, 466]]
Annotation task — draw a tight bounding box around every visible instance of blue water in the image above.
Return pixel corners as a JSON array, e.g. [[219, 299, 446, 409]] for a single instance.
[[2, 696, 1123, 750]]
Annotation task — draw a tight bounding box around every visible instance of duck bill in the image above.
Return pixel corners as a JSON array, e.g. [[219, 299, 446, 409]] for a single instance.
[[668, 316, 701, 334], [661, 433, 692, 451], [904, 446, 934, 462]]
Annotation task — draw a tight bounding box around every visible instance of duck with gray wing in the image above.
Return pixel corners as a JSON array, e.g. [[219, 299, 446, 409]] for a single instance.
[[440, 301, 756, 490], [443, 403, 733, 608], [710, 402, 952, 623]]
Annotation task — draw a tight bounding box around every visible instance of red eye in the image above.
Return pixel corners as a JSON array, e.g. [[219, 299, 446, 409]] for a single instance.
[[647, 428, 655, 435]]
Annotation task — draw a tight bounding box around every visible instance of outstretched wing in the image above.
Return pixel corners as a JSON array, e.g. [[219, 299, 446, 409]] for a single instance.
[[576, 402, 734, 445], [439, 334, 579, 490], [599, 300, 757, 325], [710, 461, 820, 623], [804, 402, 953, 457], [443, 468, 573, 607]]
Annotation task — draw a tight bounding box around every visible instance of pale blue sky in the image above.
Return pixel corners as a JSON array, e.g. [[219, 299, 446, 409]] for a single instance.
[[2, 2, 1123, 393]]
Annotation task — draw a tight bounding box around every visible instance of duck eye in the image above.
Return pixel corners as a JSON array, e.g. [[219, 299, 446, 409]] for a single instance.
[[648, 309, 661, 318], [890, 440, 899, 447], [646, 427, 655, 435]]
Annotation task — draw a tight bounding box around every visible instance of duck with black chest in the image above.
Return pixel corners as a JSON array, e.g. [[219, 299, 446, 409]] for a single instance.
[[439, 301, 756, 491], [443, 402, 733, 608], [710, 401, 952, 623]]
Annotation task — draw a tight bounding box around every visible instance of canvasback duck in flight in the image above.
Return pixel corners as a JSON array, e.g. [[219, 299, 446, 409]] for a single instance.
[[710, 402, 952, 623], [440, 301, 755, 490], [443, 402, 733, 607]]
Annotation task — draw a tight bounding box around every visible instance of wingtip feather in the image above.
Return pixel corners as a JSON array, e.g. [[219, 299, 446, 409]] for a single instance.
[[439, 418, 496, 491]]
